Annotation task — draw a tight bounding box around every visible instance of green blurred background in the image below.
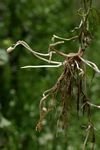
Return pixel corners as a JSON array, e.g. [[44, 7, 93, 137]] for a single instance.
[[0, 0, 100, 149]]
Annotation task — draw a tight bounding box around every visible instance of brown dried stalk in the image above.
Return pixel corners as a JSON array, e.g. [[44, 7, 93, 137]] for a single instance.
[[7, 0, 100, 149], [7, 37, 100, 148]]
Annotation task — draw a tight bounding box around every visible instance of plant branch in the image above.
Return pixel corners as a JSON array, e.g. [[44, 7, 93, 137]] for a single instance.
[[80, 57, 100, 73], [7, 40, 62, 65], [52, 35, 79, 42], [21, 64, 63, 69]]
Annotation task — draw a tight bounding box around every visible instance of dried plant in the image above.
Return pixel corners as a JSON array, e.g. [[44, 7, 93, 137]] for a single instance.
[[7, 0, 100, 149]]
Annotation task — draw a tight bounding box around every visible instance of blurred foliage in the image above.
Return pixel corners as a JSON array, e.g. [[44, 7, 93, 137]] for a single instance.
[[0, 0, 100, 150]]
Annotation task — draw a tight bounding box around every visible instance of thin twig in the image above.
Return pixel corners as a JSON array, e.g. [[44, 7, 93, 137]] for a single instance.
[[80, 57, 100, 73], [81, 101, 100, 109], [21, 64, 63, 69], [39, 94, 50, 111], [87, 101, 100, 109], [52, 35, 78, 42], [7, 40, 62, 65], [75, 60, 84, 76], [7, 40, 49, 56], [49, 41, 64, 47], [49, 47, 67, 58], [83, 124, 91, 150], [43, 88, 53, 97]]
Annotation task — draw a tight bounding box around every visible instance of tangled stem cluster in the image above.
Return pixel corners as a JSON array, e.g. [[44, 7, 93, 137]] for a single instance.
[[7, 0, 100, 149]]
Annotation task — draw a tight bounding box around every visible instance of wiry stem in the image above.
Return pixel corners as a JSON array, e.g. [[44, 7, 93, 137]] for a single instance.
[[87, 101, 100, 109], [52, 35, 78, 42], [7, 40, 62, 65], [75, 60, 84, 76], [80, 57, 100, 73], [83, 123, 95, 150], [21, 64, 63, 69], [7, 0, 99, 148], [83, 124, 91, 150]]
